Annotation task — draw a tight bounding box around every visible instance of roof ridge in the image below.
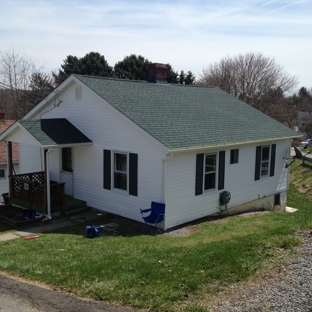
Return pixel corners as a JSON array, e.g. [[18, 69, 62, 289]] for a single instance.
[[74, 74, 216, 89], [74, 74, 149, 84]]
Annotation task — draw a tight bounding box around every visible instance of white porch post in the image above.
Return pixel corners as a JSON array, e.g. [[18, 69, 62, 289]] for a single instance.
[[45, 148, 53, 219]]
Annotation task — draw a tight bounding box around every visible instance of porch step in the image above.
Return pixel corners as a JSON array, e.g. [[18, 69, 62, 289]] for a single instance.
[[61, 205, 90, 216], [61, 199, 89, 216], [63, 200, 87, 211]]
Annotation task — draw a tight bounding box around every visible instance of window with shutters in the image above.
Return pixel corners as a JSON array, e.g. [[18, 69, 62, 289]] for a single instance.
[[195, 151, 225, 195], [103, 150, 138, 196], [204, 153, 217, 190], [255, 144, 276, 181], [114, 152, 128, 191], [261, 146, 270, 176]]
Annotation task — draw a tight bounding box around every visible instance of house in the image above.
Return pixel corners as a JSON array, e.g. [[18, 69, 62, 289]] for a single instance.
[[298, 110, 312, 136], [0, 64, 298, 230], [0, 113, 19, 196]]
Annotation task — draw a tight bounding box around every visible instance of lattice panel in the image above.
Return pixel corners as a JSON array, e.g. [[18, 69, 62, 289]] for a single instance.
[[11, 172, 65, 211]]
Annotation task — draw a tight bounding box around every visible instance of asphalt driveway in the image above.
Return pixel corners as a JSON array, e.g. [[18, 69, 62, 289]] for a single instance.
[[0, 272, 136, 312]]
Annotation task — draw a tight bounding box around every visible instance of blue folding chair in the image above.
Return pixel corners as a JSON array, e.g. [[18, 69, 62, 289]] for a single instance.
[[140, 201, 165, 235]]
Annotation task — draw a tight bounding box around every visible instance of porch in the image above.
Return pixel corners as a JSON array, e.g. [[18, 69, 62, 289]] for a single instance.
[[9, 171, 87, 216]]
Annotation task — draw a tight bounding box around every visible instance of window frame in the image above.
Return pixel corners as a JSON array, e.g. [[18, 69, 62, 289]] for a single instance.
[[204, 152, 217, 191], [195, 151, 225, 196], [260, 145, 270, 177], [230, 149, 239, 164], [255, 144, 276, 181], [0, 168, 5, 179], [104, 150, 138, 196], [113, 151, 128, 192]]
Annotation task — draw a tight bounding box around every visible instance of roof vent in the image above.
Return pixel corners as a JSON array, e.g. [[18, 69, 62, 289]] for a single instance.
[[148, 63, 168, 84], [75, 86, 82, 100]]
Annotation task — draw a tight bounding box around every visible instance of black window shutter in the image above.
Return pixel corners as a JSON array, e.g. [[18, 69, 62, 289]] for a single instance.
[[103, 149, 111, 190], [195, 154, 204, 195], [218, 151, 225, 190], [270, 144, 276, 177], [255, 146, 261, 181], [129, 153, 138, 196]]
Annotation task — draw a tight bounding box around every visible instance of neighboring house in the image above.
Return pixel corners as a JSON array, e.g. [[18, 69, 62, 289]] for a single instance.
[[0, 64, 298, 230], [0, 114, 19, 196], [298, 110, 312, 133]]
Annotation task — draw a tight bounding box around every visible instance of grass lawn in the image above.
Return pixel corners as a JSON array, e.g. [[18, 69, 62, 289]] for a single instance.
[[0, 160, 311, 312]]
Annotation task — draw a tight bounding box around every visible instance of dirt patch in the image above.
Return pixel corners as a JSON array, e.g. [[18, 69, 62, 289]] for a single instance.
[[0, 205, 44, 224]]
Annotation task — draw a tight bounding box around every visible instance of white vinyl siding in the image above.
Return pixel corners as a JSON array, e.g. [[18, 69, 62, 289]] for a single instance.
[[0, 164, 19, 195], [164, 140, 290, 229], [19, 144, 43, 173], [30, 82, 166, 223]]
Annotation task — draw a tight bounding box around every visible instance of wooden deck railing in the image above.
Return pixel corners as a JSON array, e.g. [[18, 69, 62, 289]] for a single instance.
[[10, 171, 65, 213]]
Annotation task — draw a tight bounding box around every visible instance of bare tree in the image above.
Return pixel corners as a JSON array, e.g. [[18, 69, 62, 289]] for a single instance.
[[0, 48, 45, 119], [198, 52, 298, 115]]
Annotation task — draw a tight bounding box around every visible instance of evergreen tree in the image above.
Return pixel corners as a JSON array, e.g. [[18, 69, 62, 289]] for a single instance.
[[114, 54, 151, 80]]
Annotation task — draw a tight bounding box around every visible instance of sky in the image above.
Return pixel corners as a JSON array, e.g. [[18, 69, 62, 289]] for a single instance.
[[1, 0, 311, 90]]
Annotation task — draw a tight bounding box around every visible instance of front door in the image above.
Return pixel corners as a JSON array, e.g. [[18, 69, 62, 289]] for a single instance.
[[60, 147, 73, 196]]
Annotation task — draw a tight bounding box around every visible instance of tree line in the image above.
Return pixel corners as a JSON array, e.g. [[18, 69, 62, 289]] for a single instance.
[[198, 52, 312, 134], [0, 48, 311, 136], [0, 49, 195, 119]]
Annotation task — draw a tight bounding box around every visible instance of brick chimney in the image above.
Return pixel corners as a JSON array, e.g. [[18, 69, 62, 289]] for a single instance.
[[148, 63, 168, 84], [0, 112, 5, 122]]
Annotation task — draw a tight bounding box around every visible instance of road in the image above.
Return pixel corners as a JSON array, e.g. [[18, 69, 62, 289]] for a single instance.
[[0, 273, 136, 312]]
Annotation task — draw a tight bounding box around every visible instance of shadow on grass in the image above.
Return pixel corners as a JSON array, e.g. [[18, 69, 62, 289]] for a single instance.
[[42, 213, 150, 238]]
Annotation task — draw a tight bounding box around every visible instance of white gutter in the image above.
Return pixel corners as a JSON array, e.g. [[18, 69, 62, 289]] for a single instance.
[[167, 136, 299, 154], [42, 142, 93, 149]]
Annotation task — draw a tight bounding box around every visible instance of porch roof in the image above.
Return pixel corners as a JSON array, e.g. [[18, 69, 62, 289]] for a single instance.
[[18, 118, 92, 147]]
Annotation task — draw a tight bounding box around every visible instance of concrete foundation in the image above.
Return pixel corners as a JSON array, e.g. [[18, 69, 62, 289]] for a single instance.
[[227, 191, 286, 215]]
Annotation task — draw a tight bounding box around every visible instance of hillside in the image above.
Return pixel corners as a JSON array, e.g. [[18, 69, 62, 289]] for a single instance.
[[289, 147, 312, 200]]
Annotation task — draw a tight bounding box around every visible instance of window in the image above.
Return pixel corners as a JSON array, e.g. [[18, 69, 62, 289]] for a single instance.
[[0, 169, 5, 178], [230, 149, 239, 164], [261, 146, 270, 176], [62, 148, 72, 172], [114, 152, 127, 191], [255, 144, 276, 181], [204, 153, 217, 190], [195, 151, 225, 195], [103, 150, 138, 196]]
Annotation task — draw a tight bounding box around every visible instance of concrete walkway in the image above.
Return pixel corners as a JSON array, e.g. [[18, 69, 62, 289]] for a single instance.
[[0, 209, 103, 242]]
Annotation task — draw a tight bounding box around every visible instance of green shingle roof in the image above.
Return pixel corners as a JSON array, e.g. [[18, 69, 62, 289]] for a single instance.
[[74, 74, 297, 150], [19, 118, 92, 146]]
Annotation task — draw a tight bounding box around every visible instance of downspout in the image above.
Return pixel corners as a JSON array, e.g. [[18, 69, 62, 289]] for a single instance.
[[162, 153, 174, 230], [44, 148, 53, 220], [5, 142, 13, 197]]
